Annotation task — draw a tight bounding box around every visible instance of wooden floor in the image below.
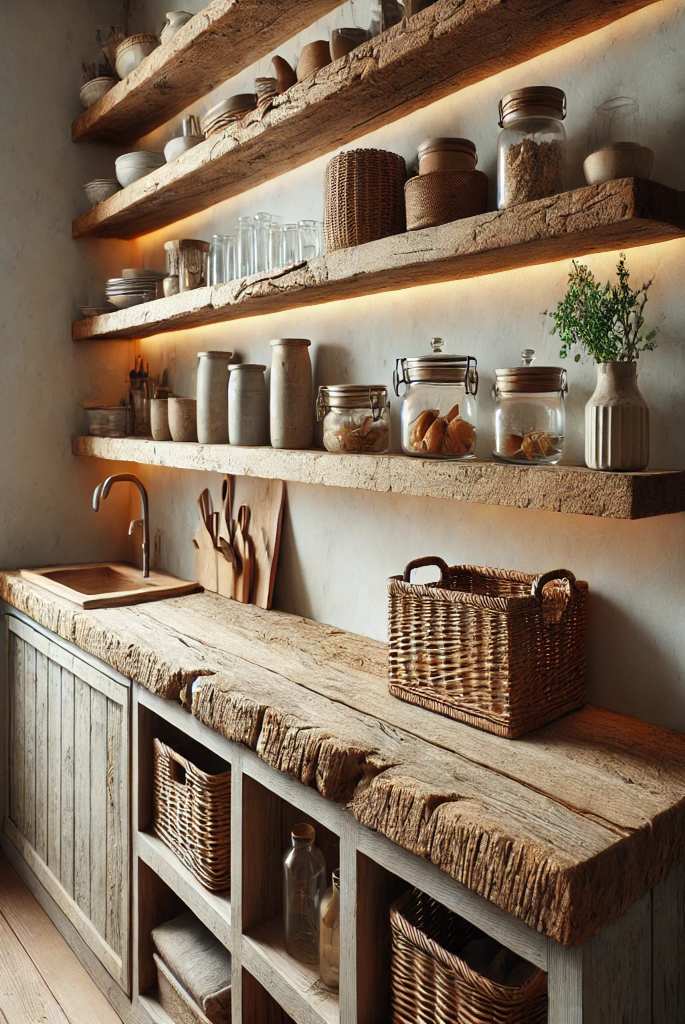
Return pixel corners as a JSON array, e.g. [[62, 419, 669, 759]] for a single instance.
[[0, 857, 122, 1024]]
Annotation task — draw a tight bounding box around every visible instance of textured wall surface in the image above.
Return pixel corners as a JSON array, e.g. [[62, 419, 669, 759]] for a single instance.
[[5, 2, 684, 729], [0, 0, 135, 568]]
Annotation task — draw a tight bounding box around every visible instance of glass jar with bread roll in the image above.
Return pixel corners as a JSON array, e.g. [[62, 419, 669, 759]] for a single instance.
[[492, 349, 566, 464], [393, 338, 478, 458]]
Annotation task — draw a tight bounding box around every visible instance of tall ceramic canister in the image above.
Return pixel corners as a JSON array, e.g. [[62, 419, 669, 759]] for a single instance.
[[228, 364, 268, 445], [196, 351, 232, 444], [585, 360, 649, 470], [270, 339, 313, 449]]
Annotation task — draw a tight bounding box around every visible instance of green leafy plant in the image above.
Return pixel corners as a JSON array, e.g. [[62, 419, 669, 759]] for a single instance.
[[548, 254, 657, 363]]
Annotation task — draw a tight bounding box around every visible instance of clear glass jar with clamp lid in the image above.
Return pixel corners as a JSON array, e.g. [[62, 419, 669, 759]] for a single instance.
[[316, 385, 390, 453], [493, 349, 567, 464], [393, 337, 478, 459]]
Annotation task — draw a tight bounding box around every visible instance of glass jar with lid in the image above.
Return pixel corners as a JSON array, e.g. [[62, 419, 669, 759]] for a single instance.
[[493, 349, 567, 464], [316, 385, 390, 453], [393, 338, 478, 459], [497, 86, 566, 209]]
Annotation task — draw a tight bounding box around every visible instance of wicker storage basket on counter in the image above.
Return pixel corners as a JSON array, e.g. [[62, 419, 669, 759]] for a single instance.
[[390, 890, 547, 1024], [324, 148, 406, 252], [152, 737, 231, 892], [388, 558, 588, 738]]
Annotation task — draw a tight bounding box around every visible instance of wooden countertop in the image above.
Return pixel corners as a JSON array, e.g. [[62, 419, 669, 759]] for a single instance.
[[2, 571, 685, 947]]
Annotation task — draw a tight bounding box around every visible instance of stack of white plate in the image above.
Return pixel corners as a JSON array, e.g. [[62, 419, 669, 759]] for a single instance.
[[201, 94, 256, 138], [105, 269, 165, 309], [115, 151, 165, 187]]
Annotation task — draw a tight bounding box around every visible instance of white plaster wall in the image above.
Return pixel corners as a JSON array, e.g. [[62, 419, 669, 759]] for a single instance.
[[16, 2, 683, 728], [0, 0, 136, 568]]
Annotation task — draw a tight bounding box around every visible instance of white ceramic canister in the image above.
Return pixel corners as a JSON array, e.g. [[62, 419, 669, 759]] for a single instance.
[[160, 11, 193, 46], [270, 339, 314, 449], [585, 361, 649, 470], [196, 351, 232, 444], [150, 397, 171, 441], [228, 364, 268, 446]]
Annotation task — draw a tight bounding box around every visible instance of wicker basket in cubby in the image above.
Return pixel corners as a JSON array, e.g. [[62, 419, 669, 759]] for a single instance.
[[390, 889, 547, 1024], [152, 737, 230, 892], [388, 558, 588, 738]]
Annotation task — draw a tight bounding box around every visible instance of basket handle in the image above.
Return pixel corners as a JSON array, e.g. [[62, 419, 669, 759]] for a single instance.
[[531, 569, 576, 603], [403, 556, 449, 585], [165, 744, 190, 786]]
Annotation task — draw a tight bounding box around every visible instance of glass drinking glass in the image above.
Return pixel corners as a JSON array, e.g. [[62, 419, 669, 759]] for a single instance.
[[282, 223, 300, 267], [238, 216, 256, 277], [225, 234, 237, 281], [208, 234, 227, 285], [298, 219, 319, 262], [268, 224, 284, 272], [316, 220, 325, 257], [254, 212, 274, 274]]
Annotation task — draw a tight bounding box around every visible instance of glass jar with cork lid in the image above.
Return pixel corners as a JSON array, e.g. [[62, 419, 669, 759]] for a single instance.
[[497, 86, 566, 209], [393, 338, 478, 459], [493, 349, 567, 464]]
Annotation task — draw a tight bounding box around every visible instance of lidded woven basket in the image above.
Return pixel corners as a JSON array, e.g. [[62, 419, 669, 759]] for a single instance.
[[324, 148, 406, 252], [388, 558, 588, 738], [405, 169, 488, 230], [390, 889, 548, 1024]]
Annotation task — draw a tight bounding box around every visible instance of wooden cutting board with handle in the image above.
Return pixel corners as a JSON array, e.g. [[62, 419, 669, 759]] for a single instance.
[[221, 476, 285, 609]]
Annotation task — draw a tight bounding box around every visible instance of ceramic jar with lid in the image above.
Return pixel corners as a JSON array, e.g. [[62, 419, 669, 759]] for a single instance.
[[492, 349, 567, 464], [418, 138, 478, 176], [228, 364, 268, 446], [497, 87, 566, 209], [196, 350, 231, 444], [270, 339, 313, 449], [316, 385, 390, 453], [393, 337, 478, 458]]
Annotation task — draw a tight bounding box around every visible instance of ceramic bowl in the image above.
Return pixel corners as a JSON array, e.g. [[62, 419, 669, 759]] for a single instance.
[[107, 293, 154, 309], [84, 178, 120, 206], [79, 76, 117, 109], [164, 134, 204, 163], [168, 398, 197, 442], [115, 152, 164, 187], [115, 34, 159, 79], [583, 143, 654, 185]]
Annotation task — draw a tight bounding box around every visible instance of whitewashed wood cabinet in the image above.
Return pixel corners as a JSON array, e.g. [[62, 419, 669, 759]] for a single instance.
[[2, 615, 131, 995]]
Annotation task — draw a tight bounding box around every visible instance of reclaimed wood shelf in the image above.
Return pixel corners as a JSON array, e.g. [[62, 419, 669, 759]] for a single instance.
[[71, 0, 340, 145], [72, 0, 662, 238], [136, 831, 232, 950], [72, 179, 685, 341], [71, 435, 685, 520]]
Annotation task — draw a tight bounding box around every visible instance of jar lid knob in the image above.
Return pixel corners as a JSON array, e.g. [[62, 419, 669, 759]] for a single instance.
[[430, 337, 444, 353], [521, 348, 536, 366]]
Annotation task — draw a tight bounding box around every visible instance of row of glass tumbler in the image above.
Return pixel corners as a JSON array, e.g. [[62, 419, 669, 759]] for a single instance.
[[208, 215, 325, 284]]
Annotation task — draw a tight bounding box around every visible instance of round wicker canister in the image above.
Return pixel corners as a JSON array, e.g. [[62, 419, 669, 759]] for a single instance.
[[405, 170, 489, 230], [324, 148, 407, 252]]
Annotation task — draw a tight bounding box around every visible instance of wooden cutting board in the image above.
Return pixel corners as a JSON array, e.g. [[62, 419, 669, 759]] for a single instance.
[[217, 476, 285, 609]]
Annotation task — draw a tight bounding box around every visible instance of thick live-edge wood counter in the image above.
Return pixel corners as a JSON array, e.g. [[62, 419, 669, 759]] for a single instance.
[[2, 570, 685, 951]]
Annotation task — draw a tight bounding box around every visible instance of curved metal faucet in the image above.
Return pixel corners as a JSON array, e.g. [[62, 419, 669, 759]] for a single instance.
[[92, 474, 150, 578]]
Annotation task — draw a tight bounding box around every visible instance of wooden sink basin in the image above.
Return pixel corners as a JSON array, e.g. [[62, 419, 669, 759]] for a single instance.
[[20, 562, 201, 609]]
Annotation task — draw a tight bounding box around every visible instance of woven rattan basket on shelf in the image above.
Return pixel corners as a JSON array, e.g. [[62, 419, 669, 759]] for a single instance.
[[405, 170, 488, 230], [388, 558, 588, 738], [154, 953, 219, 1024], [390, 889, 547, 1024], [152, 736, 230, 892], [324, 148, 406, 252]]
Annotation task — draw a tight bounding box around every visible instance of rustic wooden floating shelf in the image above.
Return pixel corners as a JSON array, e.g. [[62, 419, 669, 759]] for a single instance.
[[71, 0, 341, 145], [72, 178, 685, 341], [71, 435, 685, 520], [72, 0, 662, 239]]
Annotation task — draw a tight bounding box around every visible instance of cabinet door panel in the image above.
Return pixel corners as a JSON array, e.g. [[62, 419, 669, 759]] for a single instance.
[[3, 616, 131, 995]]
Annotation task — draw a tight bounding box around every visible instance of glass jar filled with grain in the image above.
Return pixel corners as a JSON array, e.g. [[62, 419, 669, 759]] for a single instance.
[[493, 349, 567, 464], [497, 87, 566, 209]]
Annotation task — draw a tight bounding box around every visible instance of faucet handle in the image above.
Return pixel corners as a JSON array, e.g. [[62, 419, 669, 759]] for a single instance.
[[128, 518, 143, 537]]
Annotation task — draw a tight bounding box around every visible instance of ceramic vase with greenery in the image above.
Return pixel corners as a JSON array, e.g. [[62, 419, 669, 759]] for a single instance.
[[549, 254, 657, 471]]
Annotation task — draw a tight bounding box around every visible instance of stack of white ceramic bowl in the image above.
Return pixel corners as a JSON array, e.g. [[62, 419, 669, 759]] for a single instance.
[[201, 95, 256, 138], [114, 33, 159, 79], [84, 178, 120, 207], [105, 269, 165, 309], [79, 76, 117, 109], [115, 151, 164, 187]]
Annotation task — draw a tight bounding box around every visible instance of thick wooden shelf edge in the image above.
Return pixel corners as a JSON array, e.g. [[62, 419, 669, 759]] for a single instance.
[[71, 436, 685, 520], [71, 179, 685, 341], [71, 0, 663, 237], [71, 0, 341, 144]]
